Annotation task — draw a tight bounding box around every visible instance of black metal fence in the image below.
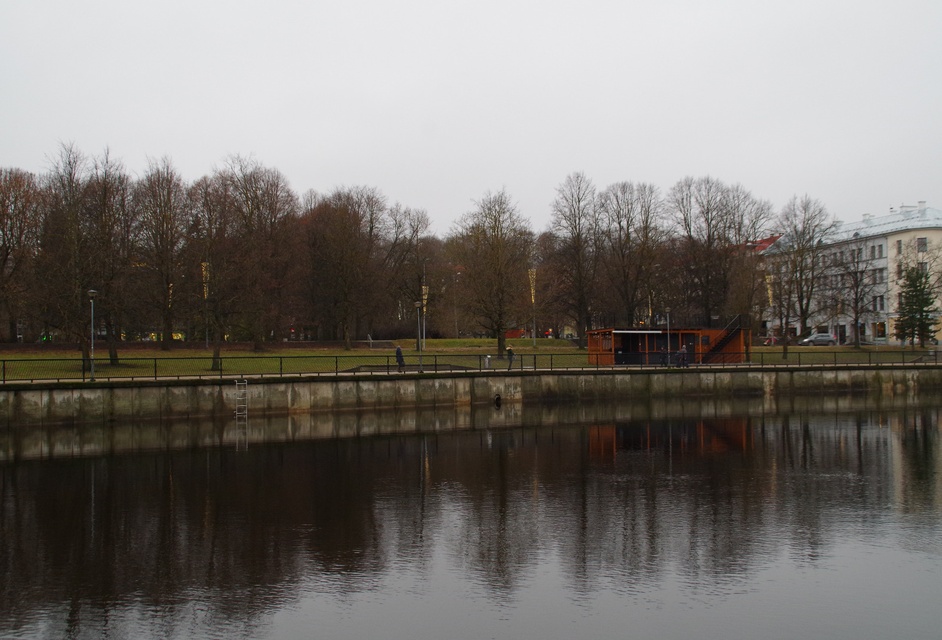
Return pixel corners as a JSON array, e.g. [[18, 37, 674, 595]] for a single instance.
[[0, 349, 939, 383]]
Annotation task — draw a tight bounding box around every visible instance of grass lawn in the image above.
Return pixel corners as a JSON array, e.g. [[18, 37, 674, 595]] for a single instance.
[[748, 345, 936, 365], [0, 337, 581, 359], [0, 340, 935, 382], [0, 338, 588, 382]]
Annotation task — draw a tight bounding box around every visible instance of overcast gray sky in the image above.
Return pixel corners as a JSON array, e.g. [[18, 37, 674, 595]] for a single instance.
[[2, 0, 939, 234]]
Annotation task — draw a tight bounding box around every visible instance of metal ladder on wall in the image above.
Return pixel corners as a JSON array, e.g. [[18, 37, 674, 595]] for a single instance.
[[234, 379, 248, 450]]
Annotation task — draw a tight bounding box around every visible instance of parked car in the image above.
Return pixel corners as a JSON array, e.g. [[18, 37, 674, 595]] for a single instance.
[[800, 332, 837, 346]]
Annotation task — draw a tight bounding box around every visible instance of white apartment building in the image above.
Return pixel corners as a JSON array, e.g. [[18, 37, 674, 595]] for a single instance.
[[810, 201, 942, 344]]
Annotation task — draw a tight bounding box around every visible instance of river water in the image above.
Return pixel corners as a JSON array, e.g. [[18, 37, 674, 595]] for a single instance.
[[1, 402, 941, 639]]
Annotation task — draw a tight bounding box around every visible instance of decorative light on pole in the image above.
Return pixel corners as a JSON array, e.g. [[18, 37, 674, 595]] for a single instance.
[[421, 283, 429, 351], [88, 289, 98, 382], [201, 261, 210, 349], [528, 268, 537, 348], [414, 300, 423, 372]]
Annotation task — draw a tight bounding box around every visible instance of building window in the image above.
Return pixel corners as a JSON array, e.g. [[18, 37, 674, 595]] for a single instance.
[[874, 322, 886, 338], [917, 237, 928, 252], [897, 262, 903, 279], [897, 239, 903, 255], [870, 245, 876, 259], [878, 244, 883, 258], [919, 262, 929, 273]]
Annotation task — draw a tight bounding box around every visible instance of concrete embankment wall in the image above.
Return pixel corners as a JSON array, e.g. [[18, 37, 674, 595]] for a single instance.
[[2, 366, 942, 427]]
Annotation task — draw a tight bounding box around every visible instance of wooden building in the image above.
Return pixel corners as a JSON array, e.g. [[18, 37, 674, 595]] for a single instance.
[[587, 320, 747, 366]]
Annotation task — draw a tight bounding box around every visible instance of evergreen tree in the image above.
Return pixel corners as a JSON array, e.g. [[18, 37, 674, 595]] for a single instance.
[[894, 265, 937, 347]]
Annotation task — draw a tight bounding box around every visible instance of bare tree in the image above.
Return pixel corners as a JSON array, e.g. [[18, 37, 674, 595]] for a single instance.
[[0, 168, 42, 341], [719, 184, 774, 347], [84, 149, 137, 364], [223, 156, 299, 349], [597, 181, 665, 326], [764, 241, 798, 355], [188, 173, 240, 368], [301, 186, 410, 347], [531, 230, 570, 340], [776, 195, 836, 337], [552, 172, 600, 346], [448, 189, 532, 356], [669, 177, 773, 328], [390, 205, 439, 344], [669, 176, 729, 326], [133, 157, 190, 349], [826, 236, 884, 346], [34, 143, 93, 359]]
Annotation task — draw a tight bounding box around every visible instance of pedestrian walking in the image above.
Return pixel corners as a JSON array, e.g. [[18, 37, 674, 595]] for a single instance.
[[507, 346, 514, 370], [395, 345, 405, 372], [678, 344, 689, 368]]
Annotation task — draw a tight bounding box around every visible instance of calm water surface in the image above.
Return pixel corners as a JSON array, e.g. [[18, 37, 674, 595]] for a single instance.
[[2, 406, 941, 639]]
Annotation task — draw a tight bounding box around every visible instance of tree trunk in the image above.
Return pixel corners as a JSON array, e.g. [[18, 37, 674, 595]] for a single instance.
[[161, 310, 173, 351], [107, 322, 119, 365], [211, 340, 222, 371]]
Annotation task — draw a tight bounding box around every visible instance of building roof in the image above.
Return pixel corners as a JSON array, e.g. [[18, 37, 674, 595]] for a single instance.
[[835, 203, 942, 241], [748, 234, 782, 252]]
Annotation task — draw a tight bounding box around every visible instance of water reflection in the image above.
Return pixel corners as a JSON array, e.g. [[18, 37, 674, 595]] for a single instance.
[[1, 404, 941, 639]]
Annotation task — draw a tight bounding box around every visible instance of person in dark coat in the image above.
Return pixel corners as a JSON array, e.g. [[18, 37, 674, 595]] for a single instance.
[[395, 345, 405, 372], [507, 346, 515, 370]]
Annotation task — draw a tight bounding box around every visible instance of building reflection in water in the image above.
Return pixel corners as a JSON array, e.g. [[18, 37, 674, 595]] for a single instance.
[[0, 400, 940, 639]]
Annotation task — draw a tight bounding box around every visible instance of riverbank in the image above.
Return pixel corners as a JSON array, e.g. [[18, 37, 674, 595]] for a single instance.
[[2, 364, 942, 427], [4, 386, 938, 462]]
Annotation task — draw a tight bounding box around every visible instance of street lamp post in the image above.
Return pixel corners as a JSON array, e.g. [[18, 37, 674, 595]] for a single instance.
[[529, 268, 537, 348], [666, 307, 671, 353], [415, 301, 423, 372], [453, 269, 462, 338], [88, 289, 97, 381]]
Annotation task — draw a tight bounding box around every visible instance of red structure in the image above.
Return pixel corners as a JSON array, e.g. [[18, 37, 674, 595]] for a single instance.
[[587, 319, 747, 366]]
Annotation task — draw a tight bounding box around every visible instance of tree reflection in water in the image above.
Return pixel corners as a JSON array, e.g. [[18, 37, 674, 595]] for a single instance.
[[1, 404, 940, 639]]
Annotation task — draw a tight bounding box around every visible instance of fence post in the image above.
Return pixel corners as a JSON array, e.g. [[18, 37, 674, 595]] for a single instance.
[[154, 358, 158, 380], [335, 356, 339, 374], [279, 357, 283, 376]]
